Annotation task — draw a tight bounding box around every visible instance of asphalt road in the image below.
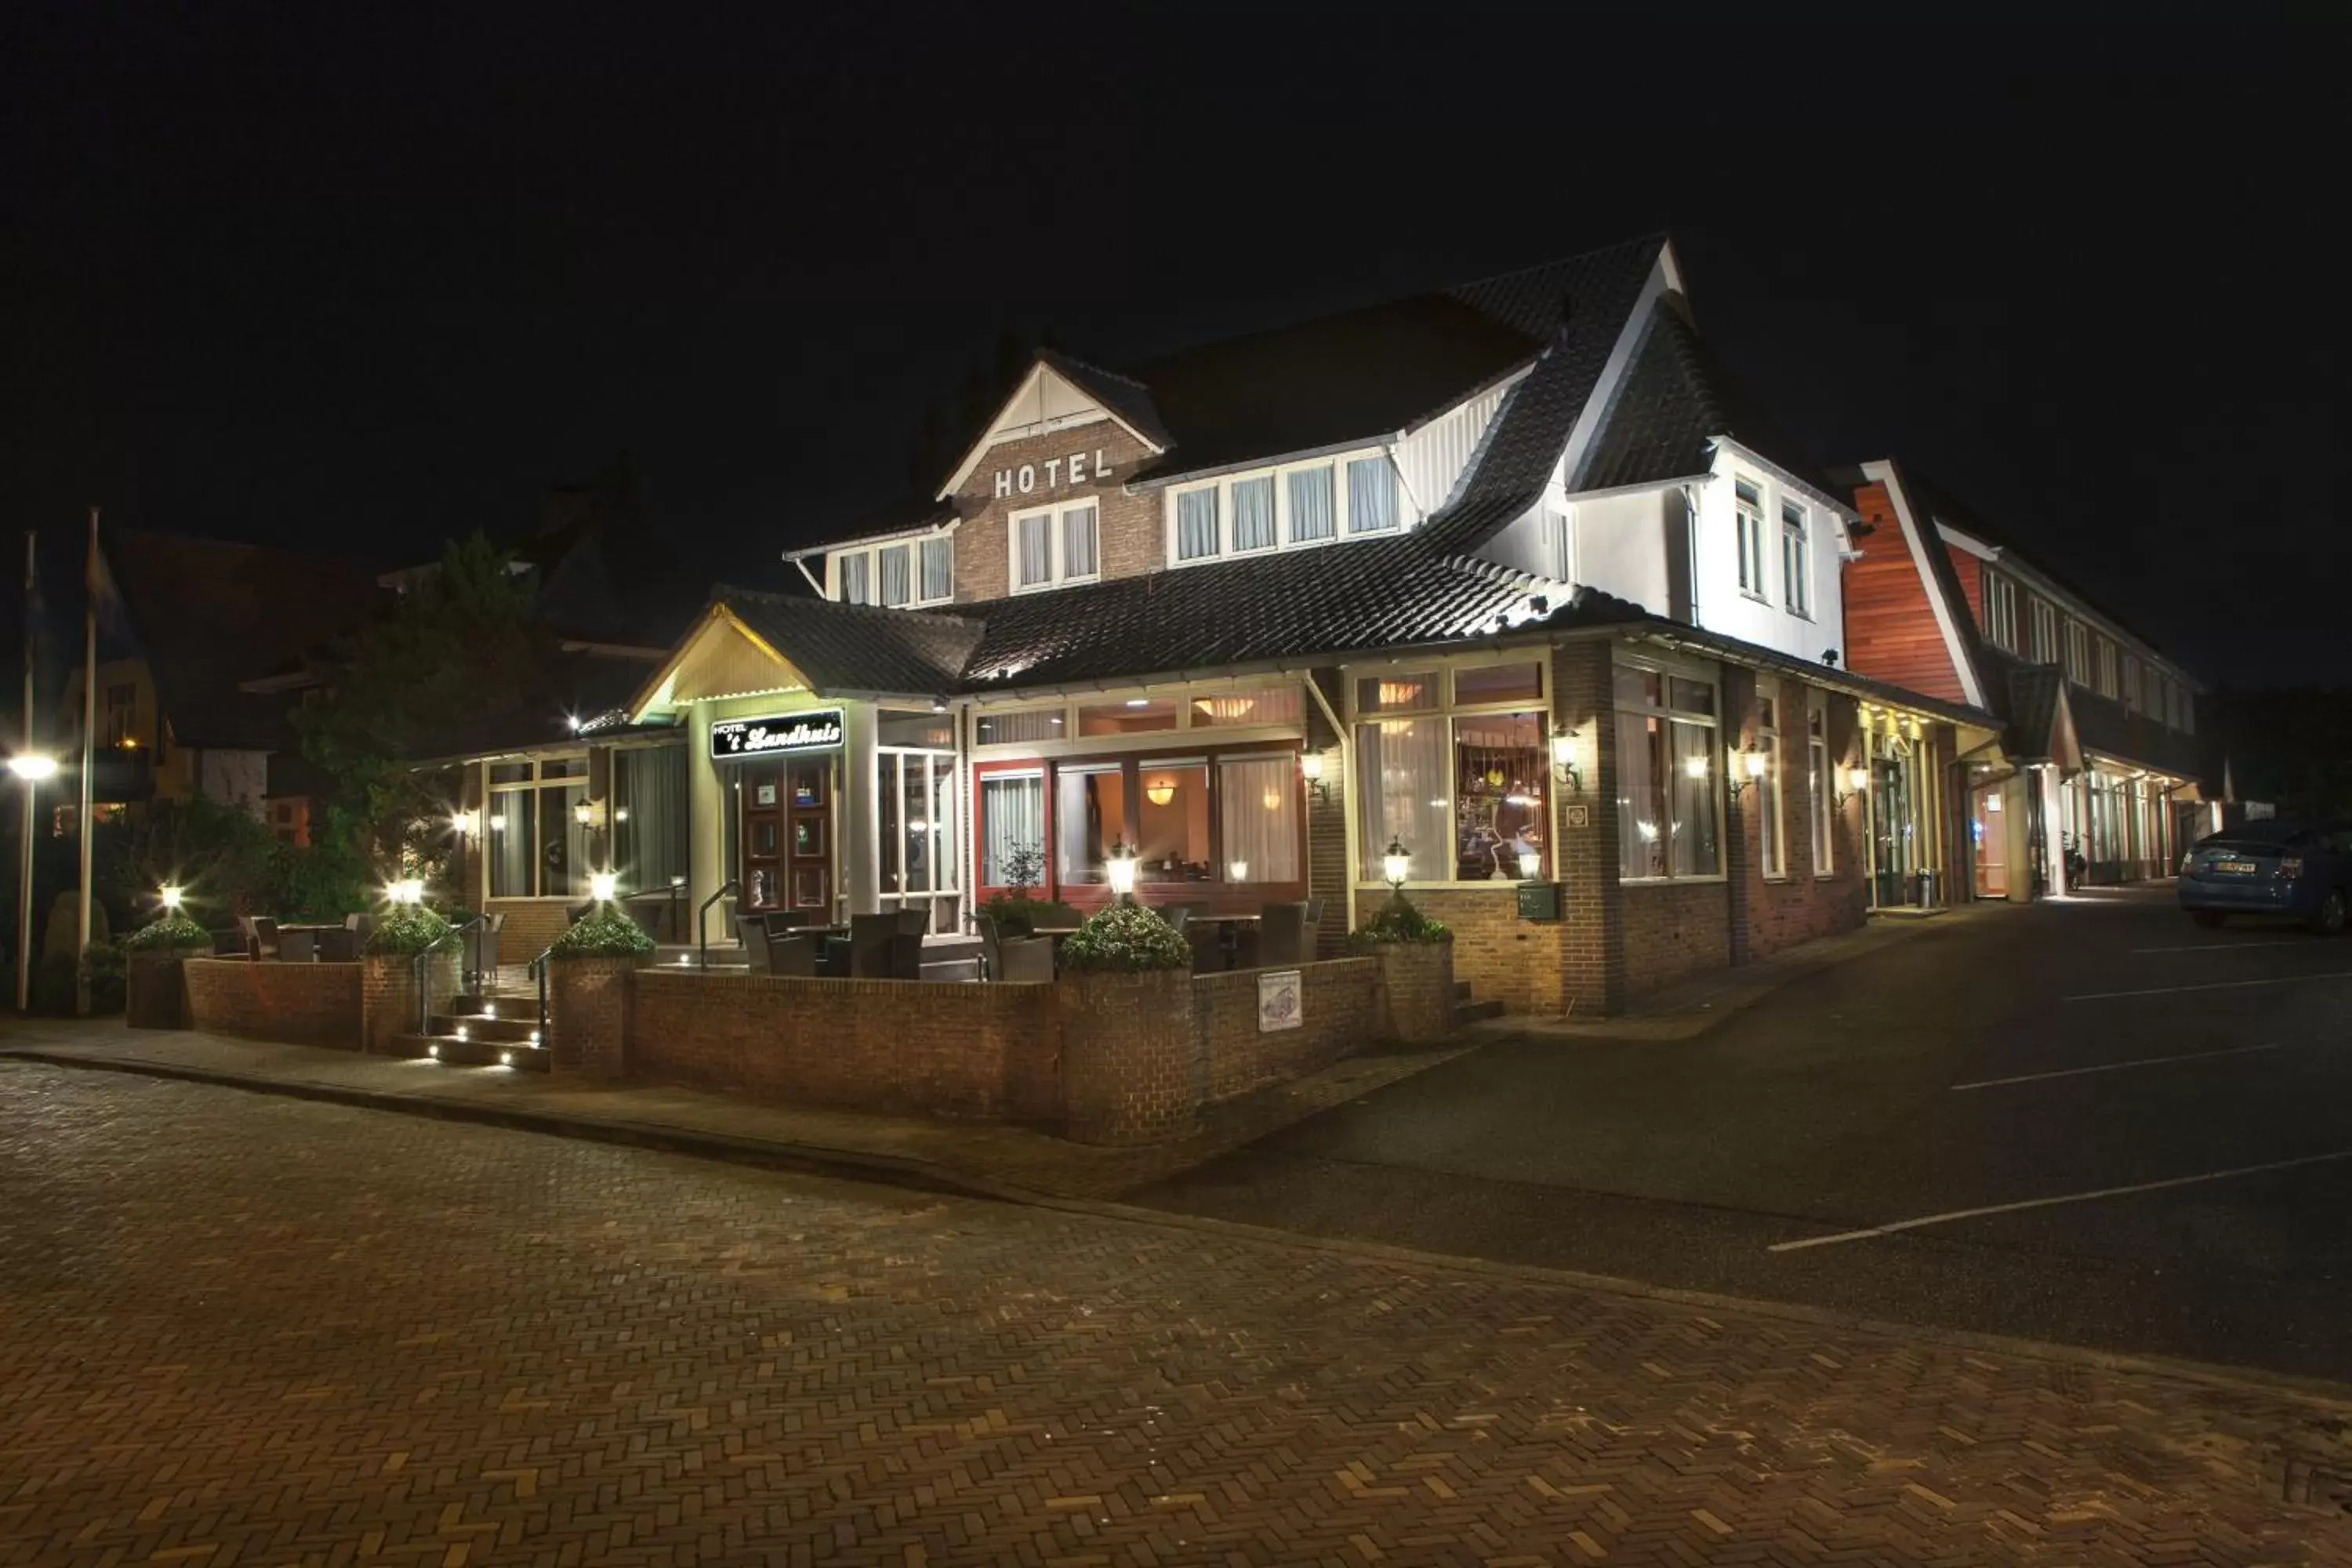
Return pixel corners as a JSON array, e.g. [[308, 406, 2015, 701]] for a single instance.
[[1131, 887, 2352, 1381]]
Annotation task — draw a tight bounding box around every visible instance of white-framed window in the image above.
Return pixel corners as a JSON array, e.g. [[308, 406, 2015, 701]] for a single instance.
[[972, 682, 1305, 750], [1755, 688, 1784, 879], [1984, 569, 2019, 653], [1011, 503, 1100, 592], [1350, 657, 1550, 886], [1166, 449, 1410, 567], [1808, 695, 1832, 877], [486, 756, 590, 899], [1734, 478, 1766, 600], [2122, 655, 2143, 713], [1615, 658, 1721, 881], [1779, 499, 1810, 618], [833, 535, 954, 608], [2063, 619, 2091, 687], [2029, 597, 2058, 664], [2096, 637, 2118, 699]]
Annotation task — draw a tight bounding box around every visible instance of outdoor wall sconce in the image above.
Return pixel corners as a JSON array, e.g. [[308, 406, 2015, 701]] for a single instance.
[[1516, 848, 1542, 881], [1836, 764, 1872, 808], [1682, 753, 1711, 782], [1300, 751, 1330, 804], [1548, 728, 1582, 793], [451, 808, 479, 837], [1382, 837, 1412, 892], [573, 797, 608, 830], [488, 811, 507, 833], [588, 870, 619, 903], [1105, 840, 1138, 902], [1726, 746, 1769, 798]]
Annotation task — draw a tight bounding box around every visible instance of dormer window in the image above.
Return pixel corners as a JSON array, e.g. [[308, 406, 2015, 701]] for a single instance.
[[831, 533, 954, 608], [1167, 448, 1410, 567], [1013, 503, 1099, 592]]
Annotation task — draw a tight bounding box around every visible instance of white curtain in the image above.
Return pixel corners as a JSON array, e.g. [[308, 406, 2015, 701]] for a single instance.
[[1231, 477, 1275, 550], [879, 545, 911, 607], [839, 553, 870, 604], [1288, 466, 1335, 542], [615, 746, 686, 892], [1617, 713, 1667, 879], [1177, 488, 1219, 559], [1347, 457, 1398, 534], [1219, 756, 1298, 882], [919, 536, 953, 600], [1355, 720, 1447, 881], [1017, 514, 1052, 586], [1061, 504, 1098, 579], [980, 775, 1043, 886], [1668, 720, 1719, 876]]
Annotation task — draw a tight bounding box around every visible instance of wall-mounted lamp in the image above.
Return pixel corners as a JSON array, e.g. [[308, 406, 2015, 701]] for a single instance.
[[488, 811, 507, 833], [1145, 778, 1177, 808], [1300, 751, 1330, 804], [1726, 746, 1769, 799], [1105, 840, 1138, 902], [573, 797, 608, 831], [1549, 728, 1582, 793], [1382, 837, 1411, 892], [1836, 764, 1872, 808], [452, 808, 479, 837], [1516, 848, 1542, 881], [1683, 752, 1711, 782]]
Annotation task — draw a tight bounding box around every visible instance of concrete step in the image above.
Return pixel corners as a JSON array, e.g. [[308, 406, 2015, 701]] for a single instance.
[[1454, 997, 1506, 1024], [426, 1012, 542, 1044], [386, 1033, 552, 1071], [1452, 979, 1473, 1000]]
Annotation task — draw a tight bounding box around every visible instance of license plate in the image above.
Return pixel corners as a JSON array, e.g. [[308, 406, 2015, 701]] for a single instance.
[[2212, 858, 2258, 875]]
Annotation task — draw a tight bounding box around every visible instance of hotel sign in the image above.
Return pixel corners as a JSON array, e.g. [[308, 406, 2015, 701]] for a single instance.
[[993, 447, 1114, 499], [709, 708, 845, 761]]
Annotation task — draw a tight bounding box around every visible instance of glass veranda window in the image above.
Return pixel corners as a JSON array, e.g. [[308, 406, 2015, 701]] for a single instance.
[[1615, 666, 1719, 880], [978, 774, 1044, 887], [1219, 755, 1299, 882], [1355, 717, 1448, 881], [1055, 764, 1127, 884]]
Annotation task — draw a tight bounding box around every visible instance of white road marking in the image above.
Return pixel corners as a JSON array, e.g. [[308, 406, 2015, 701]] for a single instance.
[[2065, 971, 2352, 1002], [1950, 1042, 2281, 1091], [1766, 1149, 2352, 1253], [2129, 940, 2310, 955]]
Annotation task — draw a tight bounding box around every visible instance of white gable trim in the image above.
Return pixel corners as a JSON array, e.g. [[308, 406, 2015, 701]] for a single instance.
[[935, 360, 1165, 501], [1864, 459, 1987, 710], [1930, 519, 2191, 685]]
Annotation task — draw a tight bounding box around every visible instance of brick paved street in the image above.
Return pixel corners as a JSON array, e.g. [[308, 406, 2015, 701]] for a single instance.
[[3, 1062, 2349, 1566]]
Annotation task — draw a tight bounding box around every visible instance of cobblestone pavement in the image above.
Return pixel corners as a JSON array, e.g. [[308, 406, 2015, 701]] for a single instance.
[[3, 1063, 2349, 1567]]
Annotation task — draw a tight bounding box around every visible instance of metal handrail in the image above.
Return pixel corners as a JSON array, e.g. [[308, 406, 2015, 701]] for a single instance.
[[412, 916, 480, 1036], [697, 880, 740, 972], [528, 942, 557, 1044], [447, 913, 487, 995]]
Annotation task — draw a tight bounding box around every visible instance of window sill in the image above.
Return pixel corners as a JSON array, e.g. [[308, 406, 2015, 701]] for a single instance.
[[1011, 574, 1100, 595], [1352, 880, 1542, 893], [1620, 873, 1730, 887], [1737, 589, 1769, 604]]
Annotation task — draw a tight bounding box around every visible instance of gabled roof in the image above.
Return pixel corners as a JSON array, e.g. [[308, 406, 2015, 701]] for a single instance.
[[1035, 349, 1171, 452], [710, 587, 985, 701], [1570, 300, 1841, 503], [781, 494, 958, 561], [103, 528, 390, 750]]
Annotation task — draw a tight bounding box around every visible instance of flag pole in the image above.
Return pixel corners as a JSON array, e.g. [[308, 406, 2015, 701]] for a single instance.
[[16, 532, 35, 1013], [75, 508, 97, 1016]]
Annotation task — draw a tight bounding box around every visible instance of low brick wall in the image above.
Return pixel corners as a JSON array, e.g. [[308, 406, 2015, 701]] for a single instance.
[[1192, 959, 1378, 1104], [628, 970, 1062, 1123], [1062, 971, 1198, 1145], [549, 956, 634, 1079], [1370, 943, 1455, 1044], [186, 957, 365, 1050], [359, 953, 459, 1054]]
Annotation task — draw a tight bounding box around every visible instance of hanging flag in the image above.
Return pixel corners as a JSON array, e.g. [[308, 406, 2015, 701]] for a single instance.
[[85, 519, 133, 649]]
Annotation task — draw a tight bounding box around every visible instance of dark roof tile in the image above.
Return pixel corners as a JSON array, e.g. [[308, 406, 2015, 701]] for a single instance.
[[721, 586, 984, 698]]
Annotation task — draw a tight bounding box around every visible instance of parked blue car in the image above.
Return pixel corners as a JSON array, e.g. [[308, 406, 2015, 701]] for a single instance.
[[2177, 820, 2352, 932]]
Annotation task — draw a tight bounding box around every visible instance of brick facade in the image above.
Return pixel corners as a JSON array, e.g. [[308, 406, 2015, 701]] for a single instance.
[[1060, 971, 1199, 1145], [547, 956, 635, 1079], [1193, 958, 1381, 1103], [186, 957, 365, 1050], [485, 901, 572, 965], [947, 424, 1160, 603]]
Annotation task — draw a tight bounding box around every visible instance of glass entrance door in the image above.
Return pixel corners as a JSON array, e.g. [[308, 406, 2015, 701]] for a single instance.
[[735, 756, 837, 916], [1871, 749, 1917, 908], [877, 749, 960, 934], [1972, 783, 2008, 898]]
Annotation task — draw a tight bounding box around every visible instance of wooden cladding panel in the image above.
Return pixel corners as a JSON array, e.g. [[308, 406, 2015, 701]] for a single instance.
[[1841, 482, 1967, 703], [1948, 546, 1986, 630]]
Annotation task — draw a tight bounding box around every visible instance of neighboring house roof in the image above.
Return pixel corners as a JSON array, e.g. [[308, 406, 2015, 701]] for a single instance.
[[102, 528, 390, 751], [1571, 300, 1840, 502], [1998, 661, 2073, 766], [722, 586, 986, 699]]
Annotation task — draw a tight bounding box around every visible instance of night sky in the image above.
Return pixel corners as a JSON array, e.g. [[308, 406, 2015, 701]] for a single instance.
[[3, 6, 2339, 687]]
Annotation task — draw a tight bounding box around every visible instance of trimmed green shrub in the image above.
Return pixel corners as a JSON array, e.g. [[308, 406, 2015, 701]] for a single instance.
[[1345, 894, 1452, 949], [79, 939, 126, 1014], [977, 894, 1083, 938], [1057, 902, 1194, 974], [548, 904, 655, 959], [122, 912, 213, 953], [364, 905, 456, 957]]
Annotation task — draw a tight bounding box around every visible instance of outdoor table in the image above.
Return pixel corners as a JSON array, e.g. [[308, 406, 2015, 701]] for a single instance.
[[275, 924, 339, 962], [1200, 913, 1261, 971]]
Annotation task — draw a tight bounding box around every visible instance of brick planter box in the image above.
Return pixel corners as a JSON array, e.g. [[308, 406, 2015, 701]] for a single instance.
[[187, 956, 365, 1049], [547, 955, 639, 1079], [360, 953, 458, 1054], [125, 950, 197, 1029], [1371, 941, 1455, 1044], [1058, 968, 1199, 1145]]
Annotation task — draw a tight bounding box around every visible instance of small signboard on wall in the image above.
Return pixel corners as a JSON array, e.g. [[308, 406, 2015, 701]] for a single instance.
[[1258, 969, 1303, 1033], [710, 707, 845, 761]]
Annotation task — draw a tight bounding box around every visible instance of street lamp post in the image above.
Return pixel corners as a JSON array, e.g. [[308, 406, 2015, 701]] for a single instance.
[[9, 753, 59, 1013]]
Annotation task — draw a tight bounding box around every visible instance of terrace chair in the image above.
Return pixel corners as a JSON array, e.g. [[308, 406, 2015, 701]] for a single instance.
[[277, 928, 317, 964], [210, 928, 245, 956], [1258, 902, 1313, 967], [767, 933, 818, 977], [314, 928, 361, 962], [976, 913, 1054, 983], [848, 913, 924, 979], [241, 915, 281, 962], [738, 916, 773, 974], [343, 911, 376, 938]]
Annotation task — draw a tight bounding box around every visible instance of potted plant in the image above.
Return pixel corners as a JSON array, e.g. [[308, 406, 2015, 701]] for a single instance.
[[1057, 903, 1200, 1145], [122, 910, 212, 1028], [1347, 894, 1456, 1044], [544, 903, 655, 1077]]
